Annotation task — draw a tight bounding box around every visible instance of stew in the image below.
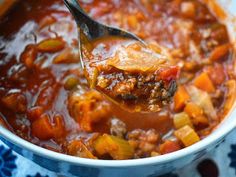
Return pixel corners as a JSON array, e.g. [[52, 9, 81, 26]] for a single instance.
[[0, 0, 235, 160], [83, 37, 179, 112]]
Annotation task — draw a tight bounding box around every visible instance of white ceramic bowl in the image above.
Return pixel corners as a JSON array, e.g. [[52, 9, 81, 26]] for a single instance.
[[0, 1, 235, 177]]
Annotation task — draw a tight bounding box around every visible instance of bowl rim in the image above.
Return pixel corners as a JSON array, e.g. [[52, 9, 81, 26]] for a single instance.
[[0, 0, 236, 169], [0, 105, 236, 168]]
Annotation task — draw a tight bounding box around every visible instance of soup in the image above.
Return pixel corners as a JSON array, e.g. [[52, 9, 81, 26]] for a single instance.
[[0, 0, 235, 160]]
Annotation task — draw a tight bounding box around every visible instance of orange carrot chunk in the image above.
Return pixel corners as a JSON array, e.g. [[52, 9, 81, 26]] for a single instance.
[[31, 114, 54, 140], [194, 72, 215, 93], [173, 86, 190, 112], [159, 140, 181, 154], [210, 43, 230, 62]]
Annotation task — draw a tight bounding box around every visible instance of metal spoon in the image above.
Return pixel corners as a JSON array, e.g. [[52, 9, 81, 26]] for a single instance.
[[63, 0, 145, 68], [63, 0, 178, 112]]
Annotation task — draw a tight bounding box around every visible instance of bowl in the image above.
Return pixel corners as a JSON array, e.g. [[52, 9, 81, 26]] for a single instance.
[[0, 0, 235, 177]]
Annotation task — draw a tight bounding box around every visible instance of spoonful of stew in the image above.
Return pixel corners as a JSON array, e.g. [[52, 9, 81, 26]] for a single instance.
[[63, 0, 179, 112]]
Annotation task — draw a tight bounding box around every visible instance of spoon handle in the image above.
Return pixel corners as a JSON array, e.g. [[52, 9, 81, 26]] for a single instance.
[[63, 0, 102, 39]]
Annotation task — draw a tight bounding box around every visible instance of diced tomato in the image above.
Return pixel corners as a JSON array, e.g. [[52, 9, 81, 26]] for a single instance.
[[159, 66, 179, 83]]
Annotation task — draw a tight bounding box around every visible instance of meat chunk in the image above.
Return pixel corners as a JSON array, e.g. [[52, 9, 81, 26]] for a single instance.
[[127, 129, 159, 157]]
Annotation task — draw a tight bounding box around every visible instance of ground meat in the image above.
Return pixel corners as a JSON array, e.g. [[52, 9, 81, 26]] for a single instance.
[[110, 118, 127, 138], [127, 129, 159, 158]]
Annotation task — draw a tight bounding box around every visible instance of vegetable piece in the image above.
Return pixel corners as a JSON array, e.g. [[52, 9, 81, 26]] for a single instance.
[[174, 125, 200, 147], [184, 102, 209, 128], [205, 64, 225, 85], [53, 47, 79, 64], [210, 44, 230, 61], [187, 86, 217, 120], [27, 106, 44, 122], [37, 38, 65, 53], [106, 42, 172, 73], [127, 15, 138, 29], [64, 77, 79, 90], [181, 2, 195, 18], [159, 66, 179, 83], [194, 72, 215, 93], [94, 134, 134, 160], [173, 86, 190, 112], [31, 114, 54, 140], [20, 45, 37, 68], [159, 140, 181, 154], [53, 114, 66, 139], [67, 140, 97, 159], [173, 112, 193, 129], [68, 90, 111, 132], [1, 92, 27, 113]]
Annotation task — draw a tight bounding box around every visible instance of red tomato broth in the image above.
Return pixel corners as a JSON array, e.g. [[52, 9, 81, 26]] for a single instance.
[[0, 0, 235, 159]]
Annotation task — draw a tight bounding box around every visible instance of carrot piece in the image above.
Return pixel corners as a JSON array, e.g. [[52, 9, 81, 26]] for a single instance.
[[31, 114, 54, 140], [174, 125, 200, 147], [173, 86, 190, 112], [210, 43, 230, 61], [184, 102, 209, 128], [127, 15, 138, 29], [67, 140, 97, 159], [159, 140, 181, 154], [194, 72, 215, 93], [37, 38, 65, 53]]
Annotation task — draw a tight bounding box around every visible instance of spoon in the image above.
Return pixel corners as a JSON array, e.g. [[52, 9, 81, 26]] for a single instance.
[[63, 0, 145, 69], [63, 0, 178, 112]]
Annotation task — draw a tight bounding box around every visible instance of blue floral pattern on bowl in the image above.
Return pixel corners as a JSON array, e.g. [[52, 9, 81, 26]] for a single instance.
[[0, 145, 17, 177]]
